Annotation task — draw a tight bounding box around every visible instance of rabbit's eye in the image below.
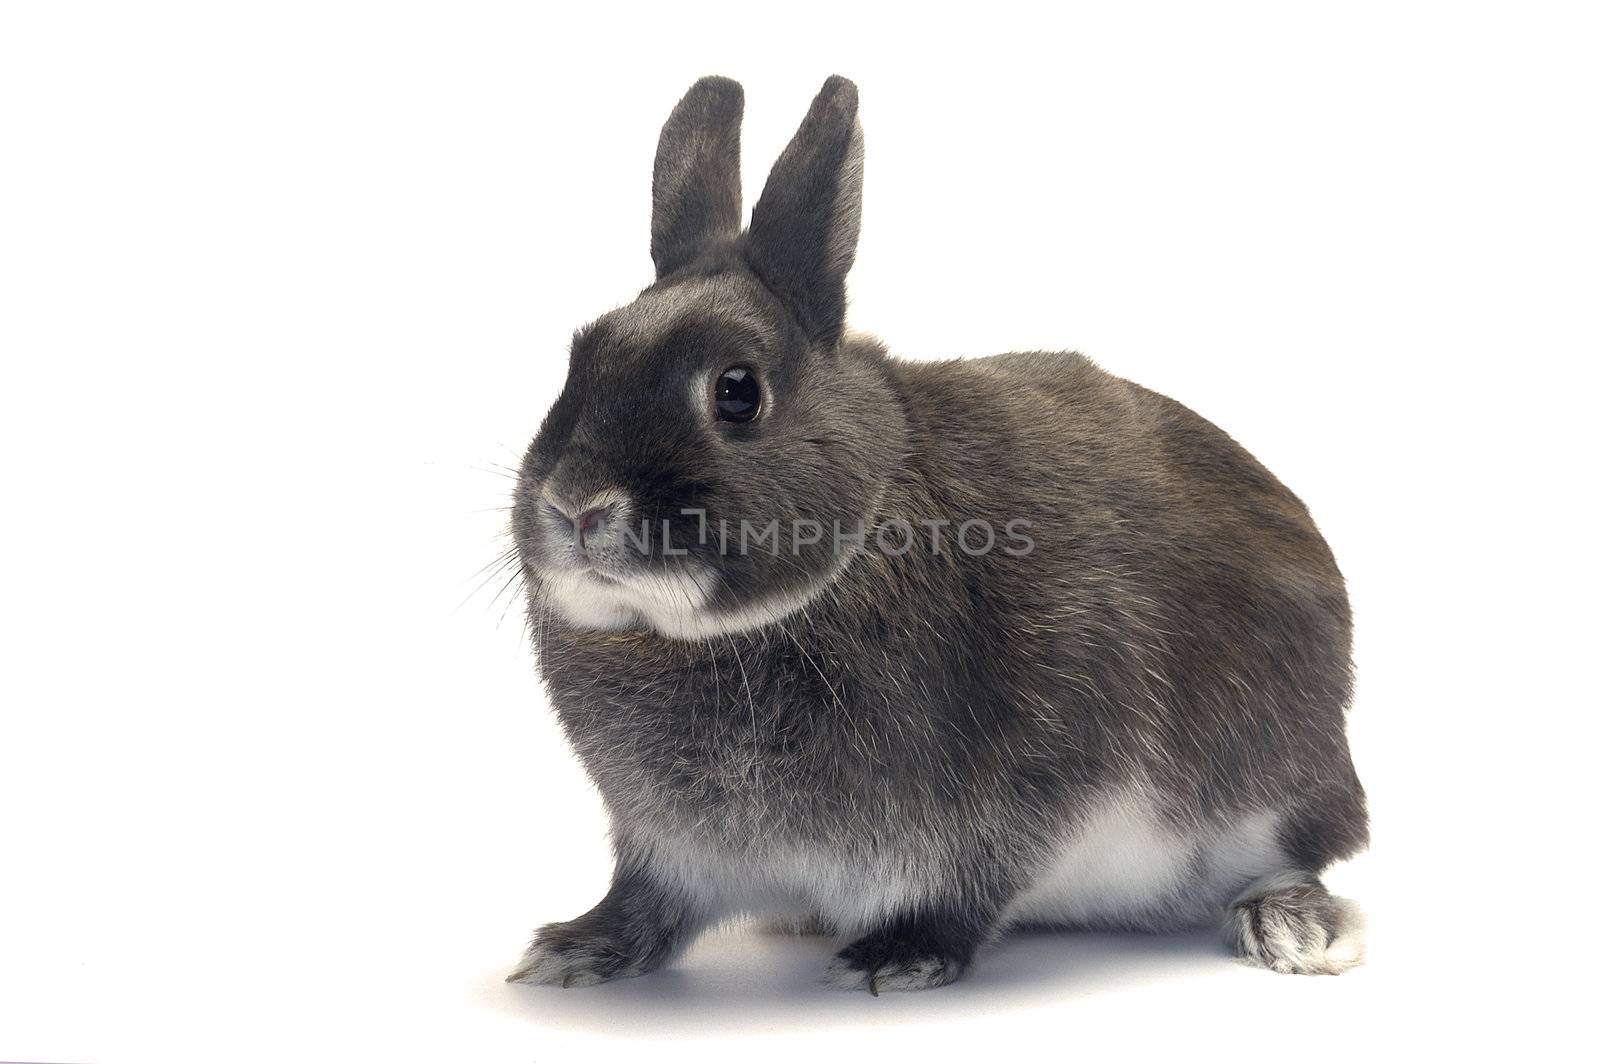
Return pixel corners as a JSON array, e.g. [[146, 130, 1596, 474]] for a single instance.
[[714, 365, 761, 423]]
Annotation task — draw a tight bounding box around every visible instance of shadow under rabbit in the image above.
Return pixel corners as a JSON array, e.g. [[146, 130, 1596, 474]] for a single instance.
[[490, 926, 1237, 1036]]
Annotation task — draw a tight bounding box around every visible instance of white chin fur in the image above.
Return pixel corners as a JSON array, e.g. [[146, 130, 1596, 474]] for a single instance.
[[538, 560, 842, 640]]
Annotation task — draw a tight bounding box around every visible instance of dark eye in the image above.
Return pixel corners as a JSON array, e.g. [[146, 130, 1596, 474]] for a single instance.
[[714, 365, 761, 423]]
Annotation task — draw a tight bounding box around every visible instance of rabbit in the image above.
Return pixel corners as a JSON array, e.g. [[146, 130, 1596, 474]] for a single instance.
[[505, 75, 1368, 993]]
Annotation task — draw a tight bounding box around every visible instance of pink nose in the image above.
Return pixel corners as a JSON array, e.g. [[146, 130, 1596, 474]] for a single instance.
[[575, 505, 610, 547]]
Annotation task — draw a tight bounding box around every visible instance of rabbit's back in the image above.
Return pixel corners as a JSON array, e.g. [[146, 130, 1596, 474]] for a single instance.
[[888, 348, 1366, 870]]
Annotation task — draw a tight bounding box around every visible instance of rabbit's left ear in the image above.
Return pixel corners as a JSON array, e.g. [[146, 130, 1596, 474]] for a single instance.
[[651, 76, 745, 278], [745, 76, 863, 348]]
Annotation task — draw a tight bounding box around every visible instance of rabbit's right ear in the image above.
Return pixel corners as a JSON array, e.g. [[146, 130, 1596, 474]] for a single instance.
[[651, 76, 745, 278]]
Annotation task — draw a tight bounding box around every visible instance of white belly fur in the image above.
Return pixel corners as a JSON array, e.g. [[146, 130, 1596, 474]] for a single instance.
[[1004, 786, 1287, 931], [644, 787, 1287, 934]]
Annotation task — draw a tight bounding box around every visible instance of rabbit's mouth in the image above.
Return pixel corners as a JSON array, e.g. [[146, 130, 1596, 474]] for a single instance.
[[521, 479, 863, 639], [533, 553, 719, 636], [531, 536, 860, 642]]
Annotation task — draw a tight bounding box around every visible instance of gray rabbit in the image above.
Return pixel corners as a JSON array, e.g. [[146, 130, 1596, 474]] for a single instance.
[[506, 76, 1367, 992]]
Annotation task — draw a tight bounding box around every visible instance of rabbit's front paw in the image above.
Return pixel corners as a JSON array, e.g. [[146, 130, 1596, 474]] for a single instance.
[[504, 920, 651, 988], [823, 933, 967, 994]]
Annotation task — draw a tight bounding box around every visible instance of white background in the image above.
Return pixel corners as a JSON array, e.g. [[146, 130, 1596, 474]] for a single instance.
[[3, 2, 1596, 1060]]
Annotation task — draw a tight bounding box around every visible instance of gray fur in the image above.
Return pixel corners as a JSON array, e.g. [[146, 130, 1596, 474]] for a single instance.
[[505, 77, 1368, 991], [651, 77, 744, 278]]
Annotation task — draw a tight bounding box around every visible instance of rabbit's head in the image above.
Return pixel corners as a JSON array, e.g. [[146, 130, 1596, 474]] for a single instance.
[[515, 77, 905, 639]]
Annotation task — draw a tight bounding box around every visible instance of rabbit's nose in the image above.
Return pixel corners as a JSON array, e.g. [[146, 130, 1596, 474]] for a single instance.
[[574, 505, 611, 548], [540, 484, 624, 551]]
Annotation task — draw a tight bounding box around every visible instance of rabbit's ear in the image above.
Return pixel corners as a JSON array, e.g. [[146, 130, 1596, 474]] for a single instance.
[[745, 76, 862, 347], [651, 76, 745, 278]]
